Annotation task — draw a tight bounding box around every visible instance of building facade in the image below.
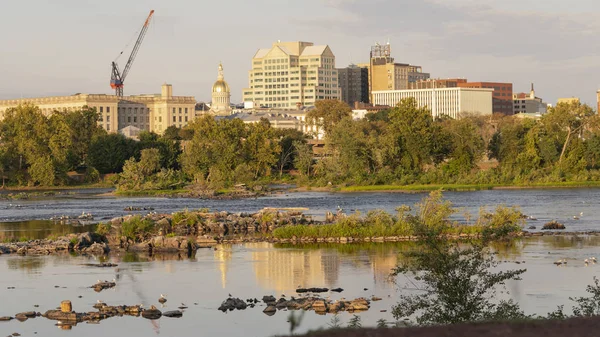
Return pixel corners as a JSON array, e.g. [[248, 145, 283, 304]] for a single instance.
[[513, 84, 547, 114], [372, 87, 493, 119], [367, 43, 430, 102], [210, 63, 232, 115], [410, 79, 513, 115], [337, 64, 369, 106], [457, 82, 513, 115], [0, 84, 196, 135], [242, 41, 341, 109]]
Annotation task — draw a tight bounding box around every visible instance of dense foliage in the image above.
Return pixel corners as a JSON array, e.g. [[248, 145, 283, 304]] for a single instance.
[[0, 104, 105, 185], [3, 98, 599, 189]]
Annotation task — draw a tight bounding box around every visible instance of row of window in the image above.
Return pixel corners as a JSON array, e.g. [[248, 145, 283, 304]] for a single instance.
[[172, 116, 189, 123]]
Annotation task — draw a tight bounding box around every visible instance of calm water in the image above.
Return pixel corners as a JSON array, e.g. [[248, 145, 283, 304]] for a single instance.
[[0, 188, 599, 233], [1, 238, 600, 336], [1, 189, 600, 336]]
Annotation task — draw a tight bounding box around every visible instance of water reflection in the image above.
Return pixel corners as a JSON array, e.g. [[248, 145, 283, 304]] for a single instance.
[[6, 256, 46, 274], [214, 246, 232, 289], [0, 220, 96, 240]]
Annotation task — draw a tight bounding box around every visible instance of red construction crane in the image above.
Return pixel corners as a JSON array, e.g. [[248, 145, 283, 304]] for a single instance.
[[110, 10, 154, 97]]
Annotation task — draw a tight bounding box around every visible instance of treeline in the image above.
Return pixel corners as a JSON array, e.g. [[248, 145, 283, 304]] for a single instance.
[[2, 99, 599, 189], [306, 98, 600, 186], [0, 104, 185, 187]]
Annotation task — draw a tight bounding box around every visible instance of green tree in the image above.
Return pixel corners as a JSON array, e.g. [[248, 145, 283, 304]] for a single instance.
[[245, 119, 281, 179], [88, 133, 138, 174], [293, 140, 313, 177], [138, 148, 161, 176], [388, 98, 438, 173], [392, 191, 527, 325], [542, 101, 595, 165], [306, 99, 352, 138]]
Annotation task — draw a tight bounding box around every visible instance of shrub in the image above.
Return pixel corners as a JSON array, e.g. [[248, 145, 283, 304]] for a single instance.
[[121, 216, 155, 242], [391, 191, 527, 325], [95, 223, 112, 236], [84, 166, 101, 184]]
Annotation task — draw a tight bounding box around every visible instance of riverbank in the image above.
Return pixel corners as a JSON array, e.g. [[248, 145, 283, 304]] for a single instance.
[[339, 180, 600, 193]]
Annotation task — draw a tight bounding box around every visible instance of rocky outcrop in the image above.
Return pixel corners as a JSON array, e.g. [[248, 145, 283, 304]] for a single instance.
[[221, 295, 371, 315], [542, 221, 566, 230], [91, 281, 116, 292], [0, 232, 108, 256], [218, 298, 248, 312]]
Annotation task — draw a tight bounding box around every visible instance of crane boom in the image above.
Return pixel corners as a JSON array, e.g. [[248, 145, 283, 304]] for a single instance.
[[110, 10, 155, 97]]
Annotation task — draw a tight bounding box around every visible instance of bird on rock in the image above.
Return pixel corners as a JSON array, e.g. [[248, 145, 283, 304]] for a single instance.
[[159, 294, 167, 304]]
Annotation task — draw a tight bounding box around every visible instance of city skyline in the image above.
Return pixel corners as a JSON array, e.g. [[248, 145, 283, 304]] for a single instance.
[[1, 0, 599, 106]]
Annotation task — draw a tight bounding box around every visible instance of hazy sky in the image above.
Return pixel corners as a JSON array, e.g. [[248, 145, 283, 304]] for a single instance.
[[1, 0, 599, 106]]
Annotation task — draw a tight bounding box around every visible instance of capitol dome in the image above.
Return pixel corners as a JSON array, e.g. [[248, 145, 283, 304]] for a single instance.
[[210, 63, 232, 116], [212, 79, 230, 93]]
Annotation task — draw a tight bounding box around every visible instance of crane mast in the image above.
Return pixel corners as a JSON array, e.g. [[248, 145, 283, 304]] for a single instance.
[[110, 10, 154, 97]]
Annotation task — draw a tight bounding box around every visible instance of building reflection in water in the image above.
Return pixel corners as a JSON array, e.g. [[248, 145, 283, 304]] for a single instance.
[[214, 245, 233, 289], [248, 242, 400, 294], [249, 242, 339, 293]]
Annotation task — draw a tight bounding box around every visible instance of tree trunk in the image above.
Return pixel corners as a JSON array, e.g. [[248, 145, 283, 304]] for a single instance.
[[559, 128, 572, 164]]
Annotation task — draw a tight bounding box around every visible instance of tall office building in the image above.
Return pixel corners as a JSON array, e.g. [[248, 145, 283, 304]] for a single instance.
[[242, 41, 341, 109], [337, 64, 369, 106], [368, 43, 430, 102]]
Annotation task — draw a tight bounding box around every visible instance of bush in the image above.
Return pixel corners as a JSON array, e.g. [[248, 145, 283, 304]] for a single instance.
[[95, 222, 112, 236], [172, 209, 199, 226], [391, 191, 527, 325], [84, 166, 101, 184], [121, 216, 155, 242]]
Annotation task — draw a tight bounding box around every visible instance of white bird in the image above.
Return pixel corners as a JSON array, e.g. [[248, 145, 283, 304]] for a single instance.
[[585, 259, 590, 266], [97, 300, 103, 304], [591, 257, 597, 263], [160, 294, 166, 298]]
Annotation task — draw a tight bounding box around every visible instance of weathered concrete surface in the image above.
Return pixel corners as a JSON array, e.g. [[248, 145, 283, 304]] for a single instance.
[[293, 316, 600, 337]]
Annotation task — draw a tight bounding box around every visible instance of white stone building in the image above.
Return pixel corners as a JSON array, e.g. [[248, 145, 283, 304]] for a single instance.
[[0, 84, 196, 135], [372, 87, 493, 119], [242, 41, 341, 109]]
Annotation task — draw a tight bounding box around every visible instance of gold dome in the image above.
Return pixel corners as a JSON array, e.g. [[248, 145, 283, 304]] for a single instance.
[[212, 80, 230, 93], [212, 63, 230, 93]]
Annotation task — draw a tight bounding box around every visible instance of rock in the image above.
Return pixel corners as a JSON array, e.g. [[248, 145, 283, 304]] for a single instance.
[[528, 226, 537, 230], [371, 296, 382, 301], [91, 281, 116, 292], [83, 242, 109, 255], [312, 300, 327, 312], [542, 221, 566, 230], [12, 333, 21, 337], [14, 312, 36, 321], [0, 316, 12, 321], [44, 310, 79, 322], [263, 306, 277, 315], [262, 295, 276, 304], [218, 298, 247, 312], [331, 288, 344, 293], [162, 310, 183, 318], [141, 306, 162, 320], [83, 263, 118, 268], [296, 287, 328, 293]]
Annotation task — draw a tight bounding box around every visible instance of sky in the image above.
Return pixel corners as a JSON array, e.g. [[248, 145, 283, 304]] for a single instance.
[[1, 0, 599, 106]]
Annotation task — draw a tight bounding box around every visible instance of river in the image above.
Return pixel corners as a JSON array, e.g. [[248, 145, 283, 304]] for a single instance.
[[0, 188, 599, 336]]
